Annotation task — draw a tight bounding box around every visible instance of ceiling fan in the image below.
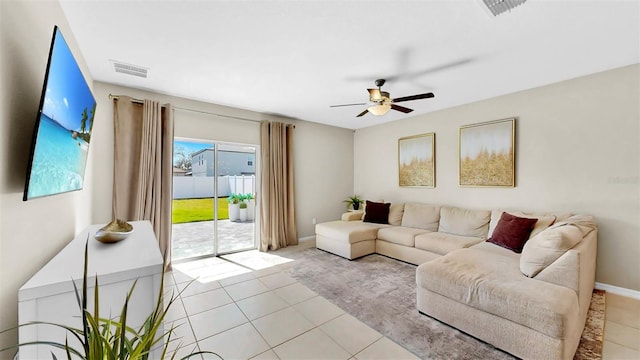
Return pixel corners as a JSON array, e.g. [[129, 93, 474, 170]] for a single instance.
[[330, 79, 434, 117]]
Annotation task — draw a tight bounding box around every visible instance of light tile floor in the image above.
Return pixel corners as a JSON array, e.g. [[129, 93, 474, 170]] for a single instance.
[[603, 292, 640, 359], [164, 242, 420, 360], [166, 241, 640, 359]]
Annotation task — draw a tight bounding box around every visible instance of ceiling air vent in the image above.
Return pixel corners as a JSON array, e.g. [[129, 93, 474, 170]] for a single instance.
[[483, 0, 527, 16], [111, 60, 148, 78]]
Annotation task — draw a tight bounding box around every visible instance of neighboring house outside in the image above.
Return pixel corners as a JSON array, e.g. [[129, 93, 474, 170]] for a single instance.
[[173, 167, 188, 176], [191, 146, 255, 177], [174, 145, 256, 199]]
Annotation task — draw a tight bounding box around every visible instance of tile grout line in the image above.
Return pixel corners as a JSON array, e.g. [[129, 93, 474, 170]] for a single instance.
[[170, 251, 422, 359], [231, 270, 295, 357], [604, 295, 640, 355], [314, 313, 384, 358], [221, 276, 270, 354], [220, 267, 333, 357], [237, 275, 349, 358], [603, 320, 640, 352], [247, 270, 359, 357], [171, 273, 204, 357]]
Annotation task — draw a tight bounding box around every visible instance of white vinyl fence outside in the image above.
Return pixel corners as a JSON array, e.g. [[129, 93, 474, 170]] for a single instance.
[[173, 175, 255, 199]]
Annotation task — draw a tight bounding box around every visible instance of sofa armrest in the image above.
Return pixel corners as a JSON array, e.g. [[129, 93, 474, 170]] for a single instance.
[[342, 211, 364, 221], [534, 248, 580, 292], [534, 230, 597, 317]]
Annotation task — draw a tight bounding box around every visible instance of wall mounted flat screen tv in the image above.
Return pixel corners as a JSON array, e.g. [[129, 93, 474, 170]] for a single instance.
[[23, 26, 96, 201]]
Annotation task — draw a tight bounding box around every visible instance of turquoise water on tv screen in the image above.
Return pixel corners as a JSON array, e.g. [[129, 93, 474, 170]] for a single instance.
[[26, 114, 88, 199]]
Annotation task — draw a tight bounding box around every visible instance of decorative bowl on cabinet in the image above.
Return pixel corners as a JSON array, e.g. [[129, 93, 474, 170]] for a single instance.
[[94, 219, 134, 243]]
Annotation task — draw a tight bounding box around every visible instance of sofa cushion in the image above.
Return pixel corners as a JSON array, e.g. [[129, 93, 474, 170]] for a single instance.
[[486, 212, 538, 253], [488, 210, 556, 239], [415, 232, 485, 255], [378, 226, 430, 247], [469, 241, 521, 260], [360, 199, 384, 219], [341, 211, 364, 221], [388, 203, 405, 226], [438, 206, 490, 238], [520, 214, 597, 277], [363, 201, 390, 224], [401, 203, 441, 231], [315, 220, 386, 244], [416, 248, 579, 339], [554, 212, 573, 223]]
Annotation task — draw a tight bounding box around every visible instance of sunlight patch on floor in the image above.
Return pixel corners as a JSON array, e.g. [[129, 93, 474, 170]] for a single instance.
[[173, 257, 251, 283], [172, 249, 294, 284], [221, 250, 294, 270]]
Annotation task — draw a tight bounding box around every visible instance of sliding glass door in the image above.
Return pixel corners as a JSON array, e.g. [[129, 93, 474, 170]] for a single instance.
[[215, 144, 257, 253], [171, 138, 257, 262]]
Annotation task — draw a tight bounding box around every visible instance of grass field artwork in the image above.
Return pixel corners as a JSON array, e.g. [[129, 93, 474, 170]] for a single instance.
[[459, 118, 515, 187], [398, 133, 435, 187]]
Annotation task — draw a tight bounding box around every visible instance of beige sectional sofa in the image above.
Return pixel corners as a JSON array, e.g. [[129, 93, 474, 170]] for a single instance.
[[314, 202, 598, 360]]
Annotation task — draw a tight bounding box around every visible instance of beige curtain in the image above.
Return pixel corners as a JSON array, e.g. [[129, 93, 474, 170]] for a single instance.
[[113, 96, 174, 266], [260, 121, 297, 251]]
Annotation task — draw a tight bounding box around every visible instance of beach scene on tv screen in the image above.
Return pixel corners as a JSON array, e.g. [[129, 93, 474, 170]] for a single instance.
[[26, 29, 96, 199]]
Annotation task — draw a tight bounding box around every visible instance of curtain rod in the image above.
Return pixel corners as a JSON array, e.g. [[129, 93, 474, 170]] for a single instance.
[[108, 94, 284, 125], [109, 94, 152, 105]]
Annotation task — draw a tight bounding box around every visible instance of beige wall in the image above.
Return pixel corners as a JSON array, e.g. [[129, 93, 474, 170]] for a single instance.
[[2, 4, 635, 357], [294, 121, 355, 235], [92, 82, 354, 238], [354, 64, 640, 291], [0, 0, 95, 353]]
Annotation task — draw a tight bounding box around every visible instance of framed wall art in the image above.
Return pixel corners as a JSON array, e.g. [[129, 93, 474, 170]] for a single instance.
[[459, 118, 515, 187], [398, 133, 435, 188]]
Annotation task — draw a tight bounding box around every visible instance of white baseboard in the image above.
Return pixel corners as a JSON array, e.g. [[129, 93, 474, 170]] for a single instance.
[[298, 235, 316, 243], [595, 282, 640, 300]]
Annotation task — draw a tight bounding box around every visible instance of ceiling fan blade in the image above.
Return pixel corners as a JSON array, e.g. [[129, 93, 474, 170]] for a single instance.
[[356, 109, 369, 117], [391, 104, 413, 114], [392, 58, 474, 81], [393, 92, 434, 103], [344, 57, 474, 82], [330, 103, 367, 108]]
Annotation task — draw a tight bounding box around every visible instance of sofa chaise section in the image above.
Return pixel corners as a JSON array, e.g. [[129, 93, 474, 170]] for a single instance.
[[315, 219, 387, 259], [416, 216, 598, 360]]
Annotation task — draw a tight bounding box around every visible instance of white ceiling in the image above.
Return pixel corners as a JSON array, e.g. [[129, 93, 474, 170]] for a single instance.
[[59, 0, 639, 130]]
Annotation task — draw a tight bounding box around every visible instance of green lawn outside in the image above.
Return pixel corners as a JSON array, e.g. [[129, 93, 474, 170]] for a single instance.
[[172, 198, 230, 224]]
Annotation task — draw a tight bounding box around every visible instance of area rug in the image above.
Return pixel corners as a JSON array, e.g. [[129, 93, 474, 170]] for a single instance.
[[283, 248, 605, 360], [574, 289, 606, 360]]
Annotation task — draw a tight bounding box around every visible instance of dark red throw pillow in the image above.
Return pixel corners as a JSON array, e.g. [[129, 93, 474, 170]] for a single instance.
[[487, 212, 538, 253], [363, 201, 390, 224]]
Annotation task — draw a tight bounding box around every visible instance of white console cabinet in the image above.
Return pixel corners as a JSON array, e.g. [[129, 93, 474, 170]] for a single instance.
[[18, 221, 164, 359]]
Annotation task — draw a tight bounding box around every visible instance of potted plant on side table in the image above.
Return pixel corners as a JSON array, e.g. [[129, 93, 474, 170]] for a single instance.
[[343, 195, 363, 211]]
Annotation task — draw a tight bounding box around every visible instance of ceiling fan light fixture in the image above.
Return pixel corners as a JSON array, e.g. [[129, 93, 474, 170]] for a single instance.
[[368, 89, 382, 101], [331, 78, 433, 118], [368, 104, 391, 116], [368, 89, 391, 102]]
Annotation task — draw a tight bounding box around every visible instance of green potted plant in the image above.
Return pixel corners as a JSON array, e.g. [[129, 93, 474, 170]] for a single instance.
[[0, 242, 220, 359], [227, 193, 240, 221], [344, 195, 363, 211], [244, 193, 255, 221], [239, 201, 248, 221]]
